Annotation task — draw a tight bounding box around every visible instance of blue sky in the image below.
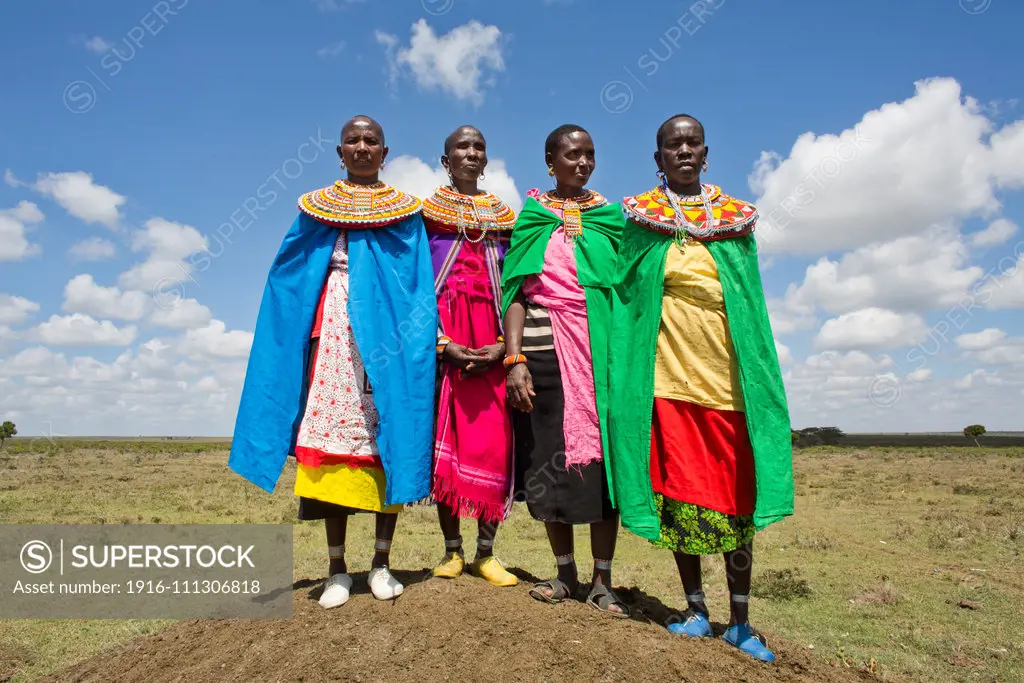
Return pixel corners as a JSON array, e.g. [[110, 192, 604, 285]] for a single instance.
[[2, 0, 1024, 437]]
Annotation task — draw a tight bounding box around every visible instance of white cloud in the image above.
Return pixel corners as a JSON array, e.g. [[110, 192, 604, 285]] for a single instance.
[[317, 41, 346, 58], [953, 368, 1011, 390], [815, 308, 929, 351], [0, 346, 70, 378], [119, 218, 207, 291], [69, 237, 117, 261], [62, 274, 148, 321], [0, 340, 249, 436], [380, 155, 523, 211], [33, 171, 126, 228], [784, 225, 983, 315], [766, 296, 816, 336], [377, 19, 505, 106], [775, 340, 793, 366], [955, 327, 1007, 350], [0, 294, 40, 325], [179, 320, 253, 359], [909, 368, 932, 382], [35, 314, 137, 347], [751, 78, 1024, 254], [70, 352, 132, 384], [4, 169, 19, 187], [4, 201, 44, 223], [0, 294, 39, 325], [0, 201, 44, 261], [971, 218, 1018, 247], [989, 119, 1024, 189], [778, 349, 1013, 432], [982, 254, 1024, 309], [974, 339, 1024, 366], [149, 298, 212, 330], [84, 36, 110, 53]]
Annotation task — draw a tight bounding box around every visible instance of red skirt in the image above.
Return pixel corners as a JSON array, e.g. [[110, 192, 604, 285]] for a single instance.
[[649, 397, 756, 516]]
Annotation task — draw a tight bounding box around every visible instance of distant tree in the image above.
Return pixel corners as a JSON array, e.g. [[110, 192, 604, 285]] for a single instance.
[[791, 430, 800, 446], [796, 426, 846, 447], [963, 424, 986, 447], [0, 421, 16, 448]]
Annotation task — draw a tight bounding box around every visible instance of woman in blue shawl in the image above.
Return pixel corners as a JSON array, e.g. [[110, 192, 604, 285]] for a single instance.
[[229, 116, 437, 610]]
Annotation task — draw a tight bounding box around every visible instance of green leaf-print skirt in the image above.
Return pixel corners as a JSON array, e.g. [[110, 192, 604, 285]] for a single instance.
[[652, 493, 756, 555]]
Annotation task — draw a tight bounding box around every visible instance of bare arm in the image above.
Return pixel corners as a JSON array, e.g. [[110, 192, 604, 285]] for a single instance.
[[502, 292, 535, 412]]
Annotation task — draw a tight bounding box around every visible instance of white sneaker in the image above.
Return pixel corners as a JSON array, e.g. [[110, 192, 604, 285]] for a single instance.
[[367, 566, 404, 600], [318, 573, 352, 609]]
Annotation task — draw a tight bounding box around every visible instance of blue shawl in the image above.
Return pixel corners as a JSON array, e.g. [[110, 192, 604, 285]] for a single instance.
[[229, 211, 438, 505]]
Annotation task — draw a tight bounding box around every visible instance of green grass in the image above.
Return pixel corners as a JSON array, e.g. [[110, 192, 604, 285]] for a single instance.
[[1, 445, 1023, 681]]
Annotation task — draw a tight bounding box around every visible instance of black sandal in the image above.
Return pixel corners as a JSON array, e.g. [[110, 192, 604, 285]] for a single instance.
[[529, 578, 576, 604], [586, 583, 630, 619]]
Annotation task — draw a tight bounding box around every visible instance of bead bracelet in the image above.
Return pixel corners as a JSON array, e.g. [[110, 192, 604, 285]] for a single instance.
[[436, 335, 453, 356], [503, 354, 527, 370]]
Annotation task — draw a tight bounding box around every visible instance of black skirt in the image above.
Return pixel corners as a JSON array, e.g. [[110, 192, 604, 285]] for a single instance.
[[512, 305, 615, 524], [297, 497, 378, 520]]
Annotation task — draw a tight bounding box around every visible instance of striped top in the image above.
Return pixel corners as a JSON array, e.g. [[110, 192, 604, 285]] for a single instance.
[[522, 304, 554, 352]]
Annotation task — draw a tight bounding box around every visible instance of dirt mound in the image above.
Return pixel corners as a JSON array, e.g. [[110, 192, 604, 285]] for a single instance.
[[46, 570, 880, 682]]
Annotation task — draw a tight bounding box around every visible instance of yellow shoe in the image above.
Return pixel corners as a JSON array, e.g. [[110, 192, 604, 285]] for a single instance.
[[432, 551, 465, 579], [468, 556, 518, 587]]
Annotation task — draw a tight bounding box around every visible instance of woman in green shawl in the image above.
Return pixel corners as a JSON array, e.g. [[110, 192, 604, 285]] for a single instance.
[[501, 124, 627, 618], [607, 114, 794, 661]]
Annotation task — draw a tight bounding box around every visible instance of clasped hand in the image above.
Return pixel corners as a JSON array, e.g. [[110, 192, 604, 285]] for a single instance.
[[442, 342, 504, 374]]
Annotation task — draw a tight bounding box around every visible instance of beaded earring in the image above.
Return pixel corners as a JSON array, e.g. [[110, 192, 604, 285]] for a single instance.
[[548, 167, 555, 176], [380, 160, 386, 169], [339, 160, 346, 170], [702, 159, 709, 172], [656, 168, 665, 180]]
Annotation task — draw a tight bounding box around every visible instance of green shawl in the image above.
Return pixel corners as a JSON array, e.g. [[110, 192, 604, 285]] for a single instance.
[[607, 219, 794, 540], [500, 196, 625, 467]]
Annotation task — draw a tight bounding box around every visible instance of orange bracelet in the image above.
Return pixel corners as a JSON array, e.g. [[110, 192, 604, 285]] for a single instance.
[[502, 353, 527, 370]]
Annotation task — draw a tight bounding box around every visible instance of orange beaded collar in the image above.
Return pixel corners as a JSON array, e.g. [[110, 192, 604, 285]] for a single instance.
[[421, 186, 516, 241], [622, 184, 757, 242], [298, 179, 422, 228]]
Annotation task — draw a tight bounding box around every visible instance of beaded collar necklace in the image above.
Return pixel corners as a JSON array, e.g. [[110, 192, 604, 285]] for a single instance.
[[421, 185, 516, 242], [621, 183, 757, 249], [298, 179, 422, 227], [537, 189, 608, 240]]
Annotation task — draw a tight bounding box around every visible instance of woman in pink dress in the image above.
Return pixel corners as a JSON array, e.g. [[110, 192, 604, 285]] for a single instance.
[[423, 126, 518, 587]]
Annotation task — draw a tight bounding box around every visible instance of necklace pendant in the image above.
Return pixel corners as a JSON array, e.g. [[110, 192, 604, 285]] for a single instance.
[[563, 201, 583, 238]]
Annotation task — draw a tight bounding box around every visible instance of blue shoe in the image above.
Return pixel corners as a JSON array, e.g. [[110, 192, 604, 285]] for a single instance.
[[722, 623, 775, 662], [667, 611, 712, 638]]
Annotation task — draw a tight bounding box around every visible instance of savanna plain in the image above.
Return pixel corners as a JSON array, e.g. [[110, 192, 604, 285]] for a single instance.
[[0, 439, 1022, 682]]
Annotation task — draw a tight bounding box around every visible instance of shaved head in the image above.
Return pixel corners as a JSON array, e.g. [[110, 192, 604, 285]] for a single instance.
[[444, 125, 483, 156], [656, 114, 704, 149], [341, 115, 385, 145]]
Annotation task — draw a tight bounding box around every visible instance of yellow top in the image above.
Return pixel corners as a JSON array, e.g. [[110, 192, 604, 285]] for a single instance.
[[653, 242, 744, 412]]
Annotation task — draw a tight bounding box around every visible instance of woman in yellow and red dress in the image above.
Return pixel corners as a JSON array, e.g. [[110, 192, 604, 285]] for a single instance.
[[608, 114, 794, 661]]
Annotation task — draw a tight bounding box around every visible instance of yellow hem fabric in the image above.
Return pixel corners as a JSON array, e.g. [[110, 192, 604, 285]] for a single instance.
[[653, 242, 744, 412], [294, 463, 402, 513]]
